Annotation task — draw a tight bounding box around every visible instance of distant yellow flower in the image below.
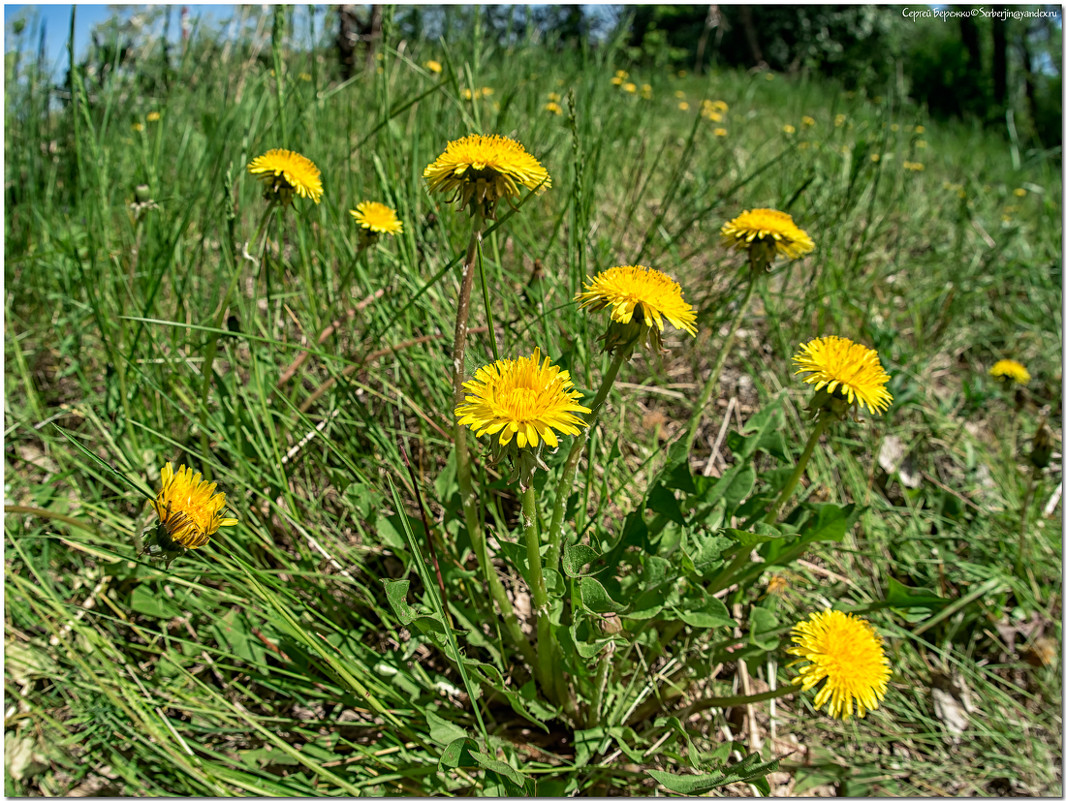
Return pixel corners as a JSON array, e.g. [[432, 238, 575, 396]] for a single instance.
[[914, 124, 926, 134], [890, 123, 900, 132], [298, 72, 312, 82], [545, 101, 563, 115], [640, 83, 652, 98], [146, 111, 161, 122], [423, 133, 550, 217], [702, 108, 723, 123], [132, 122, 145, 132], [677, 69, 687, 77], [674, 90, 686, 99], [480, 86, 494, 97], [615, 69, 629, 79], [349, 201, 403, 237], [461, 87, 476, 100], [1013, 187, 1027, 197], [610, 76, 624, 86], [425, 59, 443, 74], [903, 161, 925, 172], [714, 128, 728, 137], [870, 153, 881, 163], [915, 140, 928, 149], [765, 72, 775, 81], [622, 82, 637, 93], [834, 113, 846, 127], [789, 609, 891, 720], [720, 208, 815, 262], [456, 348, 590, 450], [247, 148, 323, 204], [990, 359, 1031, 385], [152, 462, 238, 550], [712, 100, 729, 113], [801, 115, 815, 127], [678, 101, 690, 111], [792, 336, 893, 415], [577, 265, 697, 355], [783, 124, 796, 134], [548, 92, 561, 102]]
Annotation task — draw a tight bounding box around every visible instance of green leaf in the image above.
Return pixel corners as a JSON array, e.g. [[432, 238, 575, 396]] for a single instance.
[[723, 522, 788, 549], [382, 579, 416, 625], [425, 708, 468, 746], [130, 585, 180, 619], [562, 544, 599, 576], [884, 577, 950, 610], [662, 459, 698, 495], [468, 750, 529, 791], [676, 593, 733, 629], [747, 606, 781, 650], [647, 768, 728, 794], [578, 576, 624, 613], [438, 737, 480, 770], [648, 483, 685, 525], [376, 515, 407, 550]]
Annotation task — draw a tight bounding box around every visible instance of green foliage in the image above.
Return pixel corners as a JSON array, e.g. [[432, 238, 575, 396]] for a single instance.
[[4, 4, 1061, 797]]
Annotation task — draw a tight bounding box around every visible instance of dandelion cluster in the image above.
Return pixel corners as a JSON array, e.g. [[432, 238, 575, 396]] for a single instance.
[[789, 609, 892, 720]]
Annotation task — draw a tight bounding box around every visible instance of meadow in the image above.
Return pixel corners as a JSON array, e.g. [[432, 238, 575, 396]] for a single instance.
[[4, 7, 1063, 796]]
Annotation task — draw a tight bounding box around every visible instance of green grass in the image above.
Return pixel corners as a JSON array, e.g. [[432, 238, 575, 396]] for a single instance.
[[5, 7, 1062, 796]]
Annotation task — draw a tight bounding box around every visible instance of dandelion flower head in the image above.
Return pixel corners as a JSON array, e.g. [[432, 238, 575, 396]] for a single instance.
[[247, 148, 323, 204], [456, 348, 590, 451], [423, 134, 550, 216], [349, 201, 403, 236], [578, 265, 697, 356], [425, 59, 443, 74], [789, 609, 892, 720], [990, 359, 1031, 385], [792, 336, 893, 415], [152, 462, 238, 550], [720, 208, 815, 262]]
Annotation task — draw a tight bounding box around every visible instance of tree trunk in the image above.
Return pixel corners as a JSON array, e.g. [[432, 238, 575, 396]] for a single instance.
[[991, 7, 1008, 108], [737, 5, 765, 69]]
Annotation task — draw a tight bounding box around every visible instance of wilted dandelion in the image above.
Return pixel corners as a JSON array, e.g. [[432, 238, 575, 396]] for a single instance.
[[720, 208, 815, 264], [425, 59, 443, 74], [349, 201, 403, 238], [151, 462, 238, 552], [792, 336, 893, 416], [247, 148, 323, 205], [423, 133, 550, 218], [990, 359, 1031, 386], [577, 265, 697, 357], [789, 609, 892, 720]]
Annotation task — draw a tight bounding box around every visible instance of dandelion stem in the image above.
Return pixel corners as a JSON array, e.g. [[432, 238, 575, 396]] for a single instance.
[[452, 211, 537, 671], [522, 486, 558, 703], [683, 275, 757, 455], [546, 350, 627, 570], [1015, 467, 1038, 576], [764, 413, 832, 526], [587, 641, 613, 727]]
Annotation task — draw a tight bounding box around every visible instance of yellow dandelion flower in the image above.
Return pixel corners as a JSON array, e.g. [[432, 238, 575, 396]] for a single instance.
[[903, 161, 925, 172], [548, 92, 561, 103], [423, 133, 550, 217], [577, 265, 697, 355], [834, 113, 846, 127], [152, 462, 238, 550], [678, 101, 690, 111], [914, 124, 926, 133], [789, 609, 892, 720], [1013, 187, 1027, 197], [461, 87, 476, 100], [674, 90, 686, 99], [765, 72, 775, 81], [792, 336, 893, 415], [677, 69, 687, 77], [712, 100, 729, 112], [870, 153, 881, 163], [989, 359, 1031, 385], [146, 111, 161, 123], [615, 69, 629, 79], [801, 115, 816, 127], [456, 348, 590, 450], [349, 201, 403, 237], [298, 72, 312, 82], [702, 108, 723, 122], [544, 101, 563, 115], [247, 148, 323, 204], [480, 86, 494, 97], [916, 140, 928, 149], [622, 82, 637, 93], [425, 59, 443, 74], [714, 128, 728, 137], [890, 123, 900, 132], [783, 124, 796, 134], [640, 83, 652, 98], [610, 76, 624, 86], [720, 208, 815, 262], [132, 122, 145, 132]]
